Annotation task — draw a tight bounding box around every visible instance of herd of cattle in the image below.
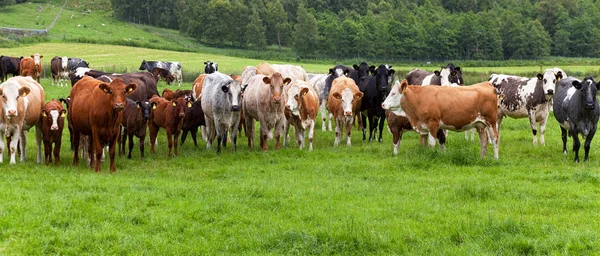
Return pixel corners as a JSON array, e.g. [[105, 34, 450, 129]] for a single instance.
[[1, 53, 599, 172]]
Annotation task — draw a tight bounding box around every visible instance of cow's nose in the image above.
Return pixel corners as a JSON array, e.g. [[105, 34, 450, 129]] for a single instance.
[[273, 97, 282, 103], [586, 102, 595, 110], [114, 103, 124, 110], [7, 109, 17, 116], [179, 112, 185, 117], [547, 89, 554, 95], [344, 111, 352, 116], [51, 125, 59, 130], [381, 103, 386, 109], [231, 105, 240, 112]]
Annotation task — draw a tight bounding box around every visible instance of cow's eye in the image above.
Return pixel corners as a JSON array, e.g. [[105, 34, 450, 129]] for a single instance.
[[544, 79, 547, 83]]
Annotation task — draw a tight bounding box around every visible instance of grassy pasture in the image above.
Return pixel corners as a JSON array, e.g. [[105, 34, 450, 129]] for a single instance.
[[0, 43, 600, 254]]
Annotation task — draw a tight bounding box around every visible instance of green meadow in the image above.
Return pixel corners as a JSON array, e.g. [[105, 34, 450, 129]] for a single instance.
[[0, 43, 599, 254]]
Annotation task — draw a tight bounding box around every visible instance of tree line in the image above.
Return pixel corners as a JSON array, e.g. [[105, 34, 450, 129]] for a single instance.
[[105, 0, 600, 60]]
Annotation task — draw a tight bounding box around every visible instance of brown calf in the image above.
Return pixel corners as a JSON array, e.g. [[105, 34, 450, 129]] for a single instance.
[[148, 95, 191, 156], [40, 99, 67, 165], [327, 77, 363, 146]]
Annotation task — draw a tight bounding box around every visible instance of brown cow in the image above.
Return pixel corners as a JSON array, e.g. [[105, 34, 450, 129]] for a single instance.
[[382, 80, 499, 159], [327, 77, 363, 146], [20, 53, 43, 83], [162, 88, 175, 100], [120, 98, 153, 159], [243, 72, 291, 151], [0, 76, 45, 164], [151, 67, 174, 85], [50, 56, 69, 86], [40, 99, 67, 165], [69, 76, 137, 172], [284, 80, 319, 150], [385, 110, 413, 155], [192, 74, 207, 101], [148, 95, 191, 157]]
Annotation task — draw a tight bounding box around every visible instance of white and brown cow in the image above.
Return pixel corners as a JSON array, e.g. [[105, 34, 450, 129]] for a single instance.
[[382, 80, 499, 159], [243, 72, 291, 151], [489, 68, 566, 145], [256, 62, 308, 82], [0, 76, 45, 164], [327, 77, 363, 146], [50, 56, 70, 87], [284, 80, 319, 150]]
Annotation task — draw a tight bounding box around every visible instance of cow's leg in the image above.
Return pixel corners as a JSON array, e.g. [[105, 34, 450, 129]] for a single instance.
[[139, 135, 145, 159], [283, 121, 291, 147], [119, 127, 125, 156], [584, 129, 596, 162], [275, 123, 282, 150], [230, 122, 239, 152], [54, 140, 61, 165], [108, 138, 117, 173], [391, 127, 400, 155], [260, 127, 268, 151], [149, 124, 158, 154], [496, 115, 504, 144], [539, 116, 548, 146], [437, 129, 446, 151], [72, 132, 80, 165], [0, 133, 4, 163], [428, 122, 441, 151], [19, 130, 27, 162], [572, 132, 581, 163], [560, 127, 568, 154], [488, 125, 499, 160], [308, 121, 315, 151], [216, 131, 223, 154], [127, 134, 134, 159], [8, 135, 18, 164], [328, 113, 333, 131], [245, 117, 254, 149], [369, 115, 377, 142], [180, 129, 188, 146], [378, 115, 386, 142], [43, 139, 51, 165], [191, 126, 198, 147], [174, 130, 181, 156], [296, 126, 304, 149], [361, 112, 368, 141], [35, 125, 42, 164], [320, 101, 328, 132], [528, 112, 538, 145], [334, 118, 341, 146], [346, 118, 353, 146], [167, 130, 173, 157], [477, 128, 489, 158], [91, 136, 102, 172]]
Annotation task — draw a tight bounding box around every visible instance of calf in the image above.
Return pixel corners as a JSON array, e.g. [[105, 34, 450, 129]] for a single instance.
[[320, 65, 360, 131], [69, 76, 137, 172], [40, 99, 66, 165], [180, 100, 206, 147], [243, 72, 290, 151], [0, 56, 23, 82], [0, 76, 45, 164], [285, 80, 319, 150], [386, 110, 413, 155], [204, 61, 218, 74], [382, 80, 499, 159], [50, 56, 70, 86], [120, 98, 153, 159], [151, 67, 174, 85], [202, 72, 243, 153], [490, 68, 565, 145], [327, 77, 363, 146], [148, 95, 190, 157], [554, 77, 600, 162]]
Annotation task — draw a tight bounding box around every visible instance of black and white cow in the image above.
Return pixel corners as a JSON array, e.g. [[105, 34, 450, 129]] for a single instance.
[[405, 63, 463, 86], [67, 58, 89, 72], [489, 68, 566, 145], [554, 77, 600, 162], [139, 60, 183, 87], [204, 61, 218, 74], [358, 64, 393, 142]]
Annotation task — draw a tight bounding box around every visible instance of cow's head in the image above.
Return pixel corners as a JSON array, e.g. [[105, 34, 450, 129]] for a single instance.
[[61, 56, 69, 70], [439, 67, 458, 86], [32, 53, 43, 69], [285, 82, 309, 116], [573, 77, 600, 110], [171, 97, 190, 118], [139, 60, 147, 70], [221, 80, 243, 112], [59, 97, 70, 110], [375, 65, 391, 95], [382, 79, 408, 116], [384, 64, 395, 84], [537, 69, 563, 99], [333, 88, 363, 117], [98, 78, 137, 111], [204, 61, 218, 74], [263, 73, 291, 104], [0, 81, 30, 118], [165, 73, 175, 85], [42, 99, 66, 131], [136, 100, 152, 120], [354, 62, 373, 78]]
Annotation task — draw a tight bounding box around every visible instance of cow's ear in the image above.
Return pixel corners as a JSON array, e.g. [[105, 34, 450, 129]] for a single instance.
[[596, 82, 600, 90], [344, 70, 350, 77], [332, 92, 342, 99], [354, 92, 364, 100], [40, 55, 43, 58], [204, 61, 208, 64], [18, 86, 30, 97], [328, 68, 334, 75], [59, 98, 67, 105], [41, 110, 47, 117], [389, 69, 396, 77], [353, 64, 359, 70], [187, 101, 192, 108], [455, 67, 461, 72], [369, 65, 376, 71], [400, 79, 409, 93], [99, 83, 111, 94], [60, 109, 67, 117], [221, 85, 230, 93], [126, 83, 137, 93], [451, 71, 457, 76], [434, 70, 440, 76], [556, 71, 563, 81], [30, 55, 34, 58], [283, 78, 292, 85], [172, 101, 177, 107], [263, 77, 271, 85], [300, 87, 309, 96], [136, 102, 142, 108], [151, 102, 158, 109], [537, 73, 543, 80], [572, 81, 582, 89]]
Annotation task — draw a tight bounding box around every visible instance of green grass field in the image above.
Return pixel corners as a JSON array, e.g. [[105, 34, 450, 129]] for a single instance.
[[0, 42, 600, 254]]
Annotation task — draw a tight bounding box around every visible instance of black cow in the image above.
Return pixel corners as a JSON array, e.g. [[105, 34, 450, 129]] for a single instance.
[[354, 62, 375, 78], [358, 65, 392, 142], [0, 55, 23, 82], [180, 100, 206, 147], [204, 61, 218, 74], [67, 58, 89, 72], [554, 76, 600, 162], [120, 98, 154, 159], [139, 60, 182, 87]]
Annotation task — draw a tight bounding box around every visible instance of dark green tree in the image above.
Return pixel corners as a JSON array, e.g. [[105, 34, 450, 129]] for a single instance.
[[245, 8, 267, 49], [292, 3, 319, 57]]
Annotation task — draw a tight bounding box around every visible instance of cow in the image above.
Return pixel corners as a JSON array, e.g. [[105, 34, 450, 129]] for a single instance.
[[553, 77, 600, 162], [256, 62, 309, 82], [67, 57, 89, 72], [317, 65, 361, 132], [98, 72, 159, 102], [70, 68, 114, 86], [69, 76, 137, 172], [241, 66, 257, 90], [192, 74, 208, 101], [358, 64, 393, 142], [202, 72, 243, 153], [0, 56, 23, 82], [386, 110, 413, 155], [50, 56, 70, 86], [20, 53, 43, 83], [382, 80, 499, 159], [0, 76, 45, 164], [120, 98, 153, 159], [204, 61, 218, 74], [151, 67, 175, 85], [405, 63, 464, 86], [149, 95, 190, 157], [243, 72, 290, 151], [489, 68, 566, 145], [284, 80, 319, 150], [139, 60, 183, 87], [40, 99, 66, 165], [180, 100, 206, 147], [354, 62, 375, 78], [327, 77, 363, 146]]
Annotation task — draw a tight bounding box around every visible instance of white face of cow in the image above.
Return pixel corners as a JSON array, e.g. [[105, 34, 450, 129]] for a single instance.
[[339, 88, 356, 117], [223, 81, 242, 111], [49, 110, 61, 130], [285, 84, 302, 116], [335, 68, 344, 77], [540, 70, 558, 99], [61, 56, 69, 70], [32, 53, 42, 67], [0, 81, 30, 118], [382, 80, 405, 116]]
